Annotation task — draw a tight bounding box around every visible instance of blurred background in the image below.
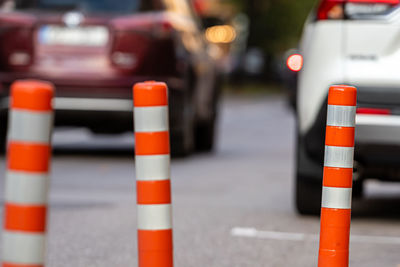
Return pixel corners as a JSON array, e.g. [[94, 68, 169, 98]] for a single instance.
[[1, 0, 400, 266], [193, 0, 315, 86], [198, 0, 314, 79]]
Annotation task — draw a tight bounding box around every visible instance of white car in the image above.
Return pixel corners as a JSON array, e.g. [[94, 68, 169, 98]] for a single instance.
[[295, 0, 400, 214]]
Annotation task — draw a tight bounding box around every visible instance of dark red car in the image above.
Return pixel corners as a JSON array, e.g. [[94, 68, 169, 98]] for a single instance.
[[0, 0, 221, 155]]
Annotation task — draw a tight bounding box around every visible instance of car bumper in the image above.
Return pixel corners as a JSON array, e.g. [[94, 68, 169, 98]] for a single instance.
[[300, 114, 400, 182], [0, 72, 185, 99], [299, 85, 400, 181], [356, 114, 400, 145], [303, 99, 400, 167], [0, 92, 185, 134], [0, 96, 134, 134], [1, 96, 133, 112], [355, 115, 400, 179]]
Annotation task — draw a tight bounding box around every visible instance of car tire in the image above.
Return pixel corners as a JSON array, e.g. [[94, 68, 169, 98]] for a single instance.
[[352, 180, 364, 198], [194, 76, 222, 152], [169, 87, 195, 158], [296, 174, 362, 215], [195, 118, 216, 152], [0, 125, 7, 154], [296, 175, 322, 215], [295, 128, 361, 214], [295, 129, 323, 215]]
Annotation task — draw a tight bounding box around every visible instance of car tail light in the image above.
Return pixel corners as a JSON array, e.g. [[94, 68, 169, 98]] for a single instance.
[[287, 54, 303, 72], [317, 0, 346, 20], [9, 52, 31, 66], [110, 31, 151, 71], [111, 52, 138, 68], [0, 14, 36, 70], [317, 0, 399, 20], [356, 107, 391, 115], [110, 16, 175, 73], [111, 16, 174, 39]]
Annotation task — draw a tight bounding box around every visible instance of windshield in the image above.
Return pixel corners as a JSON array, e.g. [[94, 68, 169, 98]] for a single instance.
[[15, 0, 152, 14]]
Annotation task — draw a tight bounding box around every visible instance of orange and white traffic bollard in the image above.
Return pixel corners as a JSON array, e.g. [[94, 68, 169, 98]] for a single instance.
[[2, 80, 54, 267], [318, 85, 357, 267], [133, 81, 173, 267]]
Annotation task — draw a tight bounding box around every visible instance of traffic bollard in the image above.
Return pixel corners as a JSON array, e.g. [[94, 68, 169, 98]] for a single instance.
[[2, 80, 54, 267], [318, 85, 357, 267], [133, 81, 173, 267]]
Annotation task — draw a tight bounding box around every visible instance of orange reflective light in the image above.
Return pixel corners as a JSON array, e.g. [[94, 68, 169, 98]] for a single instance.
[[287, 54, 303, 72]]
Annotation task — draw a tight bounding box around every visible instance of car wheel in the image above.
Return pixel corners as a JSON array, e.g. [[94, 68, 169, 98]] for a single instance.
[[194, 75, 221, 152], [295, 129, 323, 215], [0, 125, 7, 154], [296, 175, 322, 215], [170, 88, 195, 157], [195, 118, 216, 152], [296, 173, 362, 215], [352, 180, 364, 198]]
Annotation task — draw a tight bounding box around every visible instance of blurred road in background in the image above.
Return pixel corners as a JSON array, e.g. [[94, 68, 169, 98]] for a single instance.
[[1, 93, 400, 266]]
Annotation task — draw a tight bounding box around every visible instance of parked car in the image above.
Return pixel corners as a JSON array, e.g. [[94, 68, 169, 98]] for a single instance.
[[295, 0, 400, 214], [0, 0, 221, 155]]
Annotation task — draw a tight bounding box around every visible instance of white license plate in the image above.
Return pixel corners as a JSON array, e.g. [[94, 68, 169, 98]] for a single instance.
[[39, 25, 109, 47]]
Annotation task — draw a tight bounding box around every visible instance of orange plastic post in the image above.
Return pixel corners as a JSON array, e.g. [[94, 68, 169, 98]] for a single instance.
[[133, 81, 173, 267], [2, 80, 54, 267], [318, 85, 357, 267]]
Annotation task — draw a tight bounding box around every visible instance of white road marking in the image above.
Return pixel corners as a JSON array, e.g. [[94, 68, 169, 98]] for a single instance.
[[231, 227, 307, 241], [231, 227, 400, 245], [350, 235, 400, 245]]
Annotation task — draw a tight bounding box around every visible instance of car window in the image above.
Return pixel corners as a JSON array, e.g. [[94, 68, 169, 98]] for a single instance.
[[14, 0, 158, 14]]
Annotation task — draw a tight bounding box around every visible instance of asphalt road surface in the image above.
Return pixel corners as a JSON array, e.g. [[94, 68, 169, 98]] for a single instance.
[[1, 93, 400, 266]]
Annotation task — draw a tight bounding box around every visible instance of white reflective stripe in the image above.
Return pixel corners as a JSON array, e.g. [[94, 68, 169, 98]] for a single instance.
[[8, 110, 53, 143], [324, 146, 354, 168], [134, 106, 169, 133], [137, 204, 172, 230], [321, 186, 352, 209], [327, 105, 356, 127], [5, 171, 49, 205], [135, 155, 170, 181], [2, 231, 46, 264]]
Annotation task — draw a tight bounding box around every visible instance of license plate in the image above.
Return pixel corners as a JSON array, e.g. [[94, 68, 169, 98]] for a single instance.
[[39, 25, 109, 47]]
